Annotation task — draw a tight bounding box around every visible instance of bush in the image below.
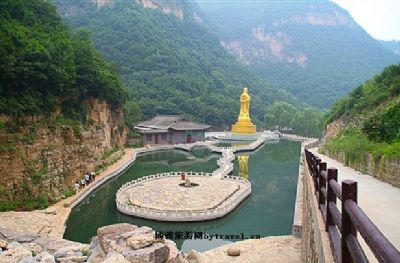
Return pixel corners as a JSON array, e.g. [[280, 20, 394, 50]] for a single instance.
[[324, 127, 400, 158], [362, 99, 400, 143]]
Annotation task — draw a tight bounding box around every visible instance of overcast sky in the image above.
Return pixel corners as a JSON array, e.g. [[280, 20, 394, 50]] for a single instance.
[[331, 0, 400, 41]]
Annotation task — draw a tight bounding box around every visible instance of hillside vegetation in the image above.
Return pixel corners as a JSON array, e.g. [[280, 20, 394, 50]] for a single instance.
[[198, 1, 399, 108], [0, 0, 128, 121], [0, 0, 130, 210], [264, 101, 326, 138], [323, 64, 400, 158], [54, 0, 300, 126]]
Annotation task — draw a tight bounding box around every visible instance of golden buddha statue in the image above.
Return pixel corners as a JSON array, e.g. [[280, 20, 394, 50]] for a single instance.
[[232, 87, 257, 133]]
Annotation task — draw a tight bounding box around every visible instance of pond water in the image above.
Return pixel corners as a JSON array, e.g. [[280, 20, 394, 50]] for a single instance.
[[63, 140, 301, 252]]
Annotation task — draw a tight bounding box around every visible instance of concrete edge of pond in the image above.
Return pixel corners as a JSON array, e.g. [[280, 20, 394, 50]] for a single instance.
[[288, 136, 320, 237]]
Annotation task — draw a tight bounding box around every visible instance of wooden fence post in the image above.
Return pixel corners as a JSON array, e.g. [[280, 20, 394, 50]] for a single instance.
[[326, 168, 337, 232], [342, 180, 358, 263], [315, 157, 321, 193], [318, 162, 327, 206]]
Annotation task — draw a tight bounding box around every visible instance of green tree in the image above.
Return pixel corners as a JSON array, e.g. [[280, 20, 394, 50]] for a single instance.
[[0, 0, 128, 120], [291, 108, 325, 138], [264, 101, 297, 130], [123, 101, 142, 129]]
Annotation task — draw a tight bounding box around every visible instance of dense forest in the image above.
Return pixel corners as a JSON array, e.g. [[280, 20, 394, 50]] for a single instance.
[[198, 1, 399, 108], [54, 0, 300, 127], [264, 101, 325, 138], [0, 0, 128, 121], [324, 64, 400, 157]]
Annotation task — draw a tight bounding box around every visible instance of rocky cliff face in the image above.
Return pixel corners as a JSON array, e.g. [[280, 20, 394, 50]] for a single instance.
[[137, 0, 184, 19], [56, 0, 199, 20], [0, 99, 126, 206], [320, 118, 345, 147], [216, 4, 356, 67]]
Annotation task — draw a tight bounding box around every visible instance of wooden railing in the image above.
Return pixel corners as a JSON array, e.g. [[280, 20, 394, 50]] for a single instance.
[[305, 149, 400, 263]]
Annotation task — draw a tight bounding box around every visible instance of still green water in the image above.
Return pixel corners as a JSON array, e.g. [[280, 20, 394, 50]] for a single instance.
[[63, 140, 301, 252]]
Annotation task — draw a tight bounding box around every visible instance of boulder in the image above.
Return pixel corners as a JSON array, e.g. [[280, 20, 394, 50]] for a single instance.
[[6, 241, 21, 249], [19, 257, 37, 263], [86, 237, 105, 263], [32, 237, 57, 250], [53, 249, 68, 259], [0, 228, 17, 240], [22, 243, 42, 256], [127, 233, 155, 250], [0, 246, 33, 263], [102, 253, 130, 263], [35, 251, 55, 263], [56, 255, 87, 262], [166, 253, 189, 263], [45, 240, 84, 254], [122, 242, 169, 263], [118, 226, 152, 240], [165, 239, 179, 260], [227, 247, 241, 257], [13, 234, 41, 243], [186, 250, 211, 263], [97, 224, 138, 253]]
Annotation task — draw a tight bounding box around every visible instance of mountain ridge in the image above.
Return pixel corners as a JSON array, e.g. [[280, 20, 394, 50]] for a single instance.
[[198, 1, 400, 108], [54, 0, 301, 127]]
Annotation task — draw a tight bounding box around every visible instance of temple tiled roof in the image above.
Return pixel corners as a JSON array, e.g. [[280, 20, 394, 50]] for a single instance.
[[135, 115, 209, 132], [170, 120, 209, 130]]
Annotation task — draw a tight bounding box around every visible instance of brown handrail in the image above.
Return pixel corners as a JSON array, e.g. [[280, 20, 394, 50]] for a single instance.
[[345, 200, 400, 262], [304, 149, 400, 263]]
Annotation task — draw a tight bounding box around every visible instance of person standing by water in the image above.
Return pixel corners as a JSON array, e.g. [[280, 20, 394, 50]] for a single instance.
[[80, 178, 86, 189], [74, 181, 80, 194], [90, 171, 96, 181], [85, 172, 90, 184]]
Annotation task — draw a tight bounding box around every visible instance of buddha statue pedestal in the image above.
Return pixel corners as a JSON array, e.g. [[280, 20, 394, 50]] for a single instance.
[[231, 87, 257, 134], [232, 120, 256, 133]]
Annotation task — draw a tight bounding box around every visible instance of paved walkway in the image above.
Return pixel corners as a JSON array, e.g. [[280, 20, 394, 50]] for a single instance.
[[123, 177, 241, 211], [203, 235, 301, 263], [310, 148, 400, 261]]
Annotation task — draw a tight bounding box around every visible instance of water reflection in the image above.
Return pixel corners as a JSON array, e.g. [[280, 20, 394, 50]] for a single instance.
[[238, 155, 249, 179]]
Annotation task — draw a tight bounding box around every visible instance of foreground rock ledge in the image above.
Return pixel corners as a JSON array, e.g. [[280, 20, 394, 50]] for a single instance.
[[0, 224, 301, 262], [0, 223, 184, 263]]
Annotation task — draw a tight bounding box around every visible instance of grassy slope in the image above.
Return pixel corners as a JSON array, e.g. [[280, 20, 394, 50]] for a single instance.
[[323, 64, 400, 158]]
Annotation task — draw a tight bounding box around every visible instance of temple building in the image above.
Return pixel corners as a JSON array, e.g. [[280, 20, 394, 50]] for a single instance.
[[135, 115, 210, 145]]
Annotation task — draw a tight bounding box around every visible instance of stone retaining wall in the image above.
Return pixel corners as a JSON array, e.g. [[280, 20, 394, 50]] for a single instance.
[[287, 138, 334, 263], [292, 139, 319, 237], [323, 150, 400, 189], [300, 152, 334, 263]]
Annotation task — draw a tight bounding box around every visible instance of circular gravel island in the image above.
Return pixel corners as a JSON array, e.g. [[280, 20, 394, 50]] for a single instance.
[[116, 172, 251, 221]]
